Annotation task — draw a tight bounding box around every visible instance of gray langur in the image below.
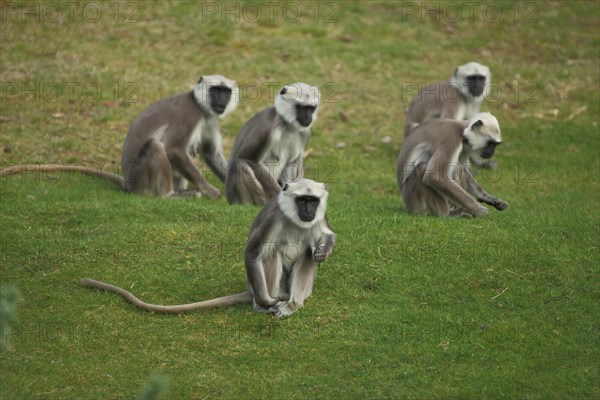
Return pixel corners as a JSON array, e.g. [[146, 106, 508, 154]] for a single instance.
[[225, 82, 320, 206], [121, 74, 238, 198], [396, 112, 508, 217], [405, 62, 491, 137], [0, 75, 238, 198], [404, 62, 494, 168], [81, 178, 336, 318]]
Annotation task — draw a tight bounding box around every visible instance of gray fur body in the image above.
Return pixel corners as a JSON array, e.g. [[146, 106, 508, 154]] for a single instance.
[[121, 75, 237, 198], [225, 107, 310, 205], [0, 77, 237, 196], [404, 62, 491, 137], [404, 82, 480, 136], [225, 82, 320, 206], [244, 180, 335, 317], [404, 62, 493, 168], [397, 113, 508, 217], [81, 179, 335, 318]]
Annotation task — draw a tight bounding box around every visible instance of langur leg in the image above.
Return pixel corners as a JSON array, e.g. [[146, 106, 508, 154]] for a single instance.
[[229, 161, 266, 205], [124, 138, 173, 197], [288, 248, 316, 307], [422, 161, 488, 217], [270, 248, 316, 318], [244, 161, 282, 200], [226, 160, 274, 205], [247, 252, 285, 313], [279, 158, 304, 185], [167, 148, 220, 198], [402, 162, 450, 216]]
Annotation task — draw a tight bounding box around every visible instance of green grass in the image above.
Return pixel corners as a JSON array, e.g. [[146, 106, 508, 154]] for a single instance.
[[1, 1, 599, 399]]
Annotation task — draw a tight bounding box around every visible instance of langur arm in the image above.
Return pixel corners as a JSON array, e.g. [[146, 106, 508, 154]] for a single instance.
[[313, 229, 336, 263], [167, 148, 219, 198], [201, 140, 228, 183], [464, 167, 508, 210]]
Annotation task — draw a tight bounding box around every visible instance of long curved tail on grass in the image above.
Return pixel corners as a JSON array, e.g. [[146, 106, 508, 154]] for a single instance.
[[80, 278, 254, 313], [1, 164, 124, 186]]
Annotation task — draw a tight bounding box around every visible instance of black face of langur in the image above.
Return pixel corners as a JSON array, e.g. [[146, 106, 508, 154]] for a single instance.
[[481, 141, 500, 159], [209, 85, 233, 114], [466, 74, 487, 97], [295, 195, 321, 222], [295, 104, 317, 127]]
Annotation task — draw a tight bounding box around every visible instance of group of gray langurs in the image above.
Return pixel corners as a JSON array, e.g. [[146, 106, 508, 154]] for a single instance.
[[3, 62, 508, 317], [398, 62, 508, 217]]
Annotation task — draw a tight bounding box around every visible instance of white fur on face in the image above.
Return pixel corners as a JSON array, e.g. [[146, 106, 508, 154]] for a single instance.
[[193, 74, 239, 118], [457, 62, 491, 78], [463, 112, 502, 150], [451, 62, 491, 99], [278, 179, 328, 229], [274, 82, 320, 128]]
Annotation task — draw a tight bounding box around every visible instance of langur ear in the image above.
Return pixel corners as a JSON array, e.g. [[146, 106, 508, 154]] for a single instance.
[[282, 184, 289, 191], [197, 76, 203, 84]]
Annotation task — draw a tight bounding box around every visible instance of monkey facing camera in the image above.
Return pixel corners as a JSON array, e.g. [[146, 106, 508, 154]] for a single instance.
[[121, 75, 238, 198], [0, 75, 239, 198], [81, 179, 336, 318], [405, 62, 495, 169], [225, 82, 321, 206], [396, 112, 508, 218]]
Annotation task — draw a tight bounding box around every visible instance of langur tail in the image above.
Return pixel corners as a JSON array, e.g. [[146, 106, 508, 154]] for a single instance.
[[80, 278, 253, 313]]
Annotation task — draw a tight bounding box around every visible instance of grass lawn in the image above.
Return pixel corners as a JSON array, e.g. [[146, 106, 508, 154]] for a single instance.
[[1, 1, 598, 399]]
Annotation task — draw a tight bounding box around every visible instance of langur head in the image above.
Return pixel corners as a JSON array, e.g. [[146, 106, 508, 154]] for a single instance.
[[275, 83, 320, 129], [463, 112, 502, 159], [452, 62, 491, 100], [194, 75, 239, 118], [278, 179, 329, 228]]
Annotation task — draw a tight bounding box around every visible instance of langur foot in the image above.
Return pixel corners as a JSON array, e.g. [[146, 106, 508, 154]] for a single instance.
[[269, 301, 296, 318]]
